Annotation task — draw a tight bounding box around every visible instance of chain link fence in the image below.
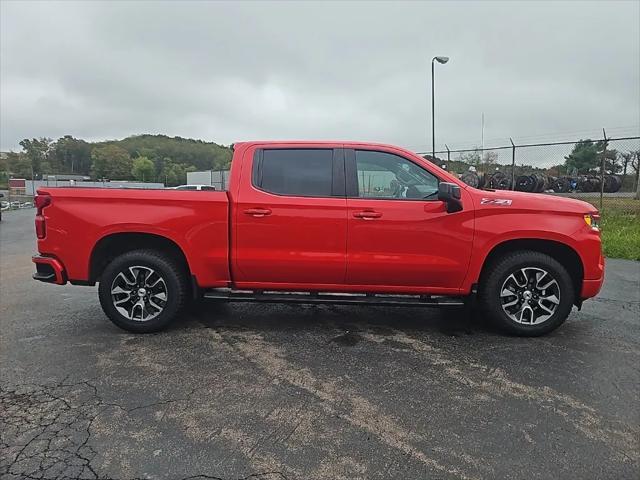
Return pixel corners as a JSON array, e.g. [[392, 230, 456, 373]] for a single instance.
[[421, 135, 640, 214]]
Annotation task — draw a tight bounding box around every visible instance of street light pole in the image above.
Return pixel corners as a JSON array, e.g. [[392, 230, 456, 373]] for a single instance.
[[431, 56, 449, 159]]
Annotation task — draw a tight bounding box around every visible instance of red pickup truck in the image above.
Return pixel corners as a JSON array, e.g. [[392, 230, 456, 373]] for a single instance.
[[32, 141, 604, 336]]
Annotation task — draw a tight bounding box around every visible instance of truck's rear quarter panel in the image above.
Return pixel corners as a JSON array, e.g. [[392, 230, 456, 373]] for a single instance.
[[37, 188, 230, 287]]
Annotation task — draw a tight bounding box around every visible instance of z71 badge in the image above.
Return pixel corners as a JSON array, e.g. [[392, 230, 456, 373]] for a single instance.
[[481, 198, 512, 206]]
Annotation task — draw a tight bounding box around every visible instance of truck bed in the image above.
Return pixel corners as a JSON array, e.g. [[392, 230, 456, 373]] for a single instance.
[[36, 187, 231, 287]]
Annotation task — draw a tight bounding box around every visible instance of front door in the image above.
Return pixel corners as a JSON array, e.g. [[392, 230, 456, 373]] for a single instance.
[[233, 146, 347, 286], [345, 148, 473, 292]]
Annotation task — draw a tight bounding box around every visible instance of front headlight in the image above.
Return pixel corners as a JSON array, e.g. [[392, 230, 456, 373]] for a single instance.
[[584, 213, 600, 230]]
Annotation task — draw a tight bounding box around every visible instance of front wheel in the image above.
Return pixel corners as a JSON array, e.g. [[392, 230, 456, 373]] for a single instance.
[[98, 250, 189, 333], [479, 251, 575, 336]]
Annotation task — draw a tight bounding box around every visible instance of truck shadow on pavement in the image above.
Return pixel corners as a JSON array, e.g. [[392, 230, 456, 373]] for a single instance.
[[181, 299, 499, 339]]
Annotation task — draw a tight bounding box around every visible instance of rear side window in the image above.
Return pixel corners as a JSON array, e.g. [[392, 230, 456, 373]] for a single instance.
[[255, 149, 334, 197]]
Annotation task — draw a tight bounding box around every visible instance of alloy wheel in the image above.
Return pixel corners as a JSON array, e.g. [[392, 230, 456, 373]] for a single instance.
[[499, 267, 561, 325], [110, 266, 168, 321]]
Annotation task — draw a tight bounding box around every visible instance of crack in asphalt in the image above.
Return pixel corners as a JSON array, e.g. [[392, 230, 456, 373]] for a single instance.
[[0, 379, 289, 480]]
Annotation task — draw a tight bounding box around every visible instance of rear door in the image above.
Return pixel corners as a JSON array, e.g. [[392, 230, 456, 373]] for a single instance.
[[345, 147, 473, 292], [233, 145, 347, 286]]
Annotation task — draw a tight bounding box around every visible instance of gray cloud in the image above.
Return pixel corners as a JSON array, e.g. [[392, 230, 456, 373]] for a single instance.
[[1, 0, 639, 152]]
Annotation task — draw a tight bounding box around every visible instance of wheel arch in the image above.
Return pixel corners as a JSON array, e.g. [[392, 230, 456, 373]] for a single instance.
[[478, 238, 584, 303], [89, 232, 191, 284]]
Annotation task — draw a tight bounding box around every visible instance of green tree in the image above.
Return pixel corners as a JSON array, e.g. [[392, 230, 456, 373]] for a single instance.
[[12, 133, 234, 182], [159, 160, 194, 186], [563, 139, 618, 174], [457, 149, 499, 169], [564, 140, 600, 173], [19, 138, 53, 177], [162, 164, 179, 186], [6, 152, 33, 178], [131, 156, 155, 182], [620, 150, 639, 185], [91, 145, 132, 180], [104, 134, 232, 171], [168, 163, 187, 186], [53, 136, 92, 174]]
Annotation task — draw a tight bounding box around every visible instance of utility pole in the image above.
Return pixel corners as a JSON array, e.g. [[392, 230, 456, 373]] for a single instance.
[[481, 113, 485, 153], [31, 165, 35, 197]]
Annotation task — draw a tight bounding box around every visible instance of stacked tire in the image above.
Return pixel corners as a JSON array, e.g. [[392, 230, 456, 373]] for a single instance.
[[515, 173, 546, 193], [458, 170, 621, 194], [603, 175, 622, 193], [577, 176, 600, 193], [486, 171, 512, 190], [551, 176, 572, 193], [460, 171, 486, 189]]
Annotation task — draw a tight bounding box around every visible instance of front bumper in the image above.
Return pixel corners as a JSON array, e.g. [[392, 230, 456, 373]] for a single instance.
[[580, 252, 605, 300], [32, 255, 67, 285], [581, 275, 604, 299]]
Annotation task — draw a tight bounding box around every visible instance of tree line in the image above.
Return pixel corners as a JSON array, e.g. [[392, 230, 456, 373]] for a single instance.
[[0, 134, 233, 187]]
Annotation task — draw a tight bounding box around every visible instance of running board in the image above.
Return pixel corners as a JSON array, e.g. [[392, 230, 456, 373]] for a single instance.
[[203, 289, 465, 307]]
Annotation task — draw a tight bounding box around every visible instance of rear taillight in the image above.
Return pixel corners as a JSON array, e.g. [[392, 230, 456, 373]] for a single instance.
[[35, 194, 51, 214], [34, 194, 52, 239]]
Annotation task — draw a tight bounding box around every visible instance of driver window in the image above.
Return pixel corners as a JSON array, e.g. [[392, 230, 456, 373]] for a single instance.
[[354, 150, 439, 200]]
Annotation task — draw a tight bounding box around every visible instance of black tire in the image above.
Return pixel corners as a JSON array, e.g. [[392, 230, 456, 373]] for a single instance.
[[461, 171, 480, 188], [578, 176, 593, 193], [487, 171, 510, 190], [478, 250, 575, 336], [552, 176, 571, 193], [532, 173, 547, 193], [98, 249, 189, 333], [603, 175, 622, 193], [515, 175, 535, 192], [609, 175, 622, 193]]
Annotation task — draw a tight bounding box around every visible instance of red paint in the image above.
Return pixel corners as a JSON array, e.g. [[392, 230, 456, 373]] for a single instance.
[[34, 140, 604, 301], [32, 255, 66, 285]]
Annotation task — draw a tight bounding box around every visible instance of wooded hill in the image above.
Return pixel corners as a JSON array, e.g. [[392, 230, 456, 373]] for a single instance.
[[1, 134, 233, 186]]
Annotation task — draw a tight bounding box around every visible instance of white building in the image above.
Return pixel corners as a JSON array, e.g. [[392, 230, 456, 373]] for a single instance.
[[186, 170, 230, 190]]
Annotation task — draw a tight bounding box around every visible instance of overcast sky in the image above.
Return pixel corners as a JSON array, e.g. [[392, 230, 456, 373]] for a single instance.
[[1, 0, 639, 153]]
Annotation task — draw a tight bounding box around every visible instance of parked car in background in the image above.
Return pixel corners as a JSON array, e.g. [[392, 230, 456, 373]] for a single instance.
[[32, 141, 604, 336], [169, 184, 217, 191]]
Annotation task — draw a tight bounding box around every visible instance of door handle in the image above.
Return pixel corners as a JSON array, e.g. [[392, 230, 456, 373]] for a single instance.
[[353, 210, 382, 219], [244, 208, 272, 217]]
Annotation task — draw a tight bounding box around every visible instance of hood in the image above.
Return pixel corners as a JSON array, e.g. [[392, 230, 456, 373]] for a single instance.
[[470, 188, 598, 214]]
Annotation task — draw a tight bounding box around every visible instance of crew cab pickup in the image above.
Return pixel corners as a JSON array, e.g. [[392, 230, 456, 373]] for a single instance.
[[32, 141, 604, 335]]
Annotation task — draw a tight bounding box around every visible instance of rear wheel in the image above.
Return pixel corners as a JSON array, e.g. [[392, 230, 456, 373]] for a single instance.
[[98, 250, 189, 333], [479, 251, 575, 336]]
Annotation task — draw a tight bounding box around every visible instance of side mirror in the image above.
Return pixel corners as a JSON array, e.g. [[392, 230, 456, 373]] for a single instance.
[[437, 182, 463, 213]]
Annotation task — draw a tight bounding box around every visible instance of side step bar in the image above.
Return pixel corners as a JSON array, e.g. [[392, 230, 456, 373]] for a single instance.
[[203, 288, 465, 307]]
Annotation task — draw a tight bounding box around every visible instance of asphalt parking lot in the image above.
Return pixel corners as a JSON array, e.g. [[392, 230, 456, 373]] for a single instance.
[[1, 208, 639, 480]]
